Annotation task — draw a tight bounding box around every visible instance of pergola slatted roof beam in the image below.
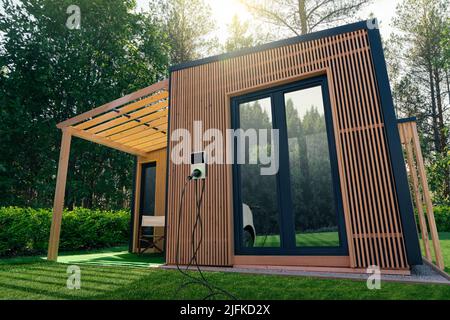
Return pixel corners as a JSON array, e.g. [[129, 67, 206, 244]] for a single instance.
[[55, 79, 169, 157], [85, 100, 168, 134], [57, 79, 169, 129], [74, 91, 168, 130], [67, 127, 149, 157], [97, 114, 169, 138]]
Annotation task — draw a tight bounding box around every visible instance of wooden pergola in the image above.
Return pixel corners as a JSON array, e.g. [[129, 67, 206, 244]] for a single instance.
[[47, 79, 169, 261]]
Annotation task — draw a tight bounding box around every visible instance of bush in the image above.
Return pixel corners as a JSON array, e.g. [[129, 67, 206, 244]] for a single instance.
[[432, 206, 450, 232], [415, 205, 450, 233], [0, 207, 130, 257]]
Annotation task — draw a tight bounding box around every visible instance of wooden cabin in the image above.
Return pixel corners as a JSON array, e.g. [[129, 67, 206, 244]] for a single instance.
[[48, 20, 445, 275]]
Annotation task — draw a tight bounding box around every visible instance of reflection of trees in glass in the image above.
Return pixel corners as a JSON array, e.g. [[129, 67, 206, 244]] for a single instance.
[[238, 97, 338, 244], [286, 98, 337, 233], [239, 100, 279, 239]]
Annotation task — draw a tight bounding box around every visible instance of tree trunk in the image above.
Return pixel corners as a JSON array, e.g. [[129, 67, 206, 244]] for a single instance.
[[446, 70, 450, 105], [434, 68, 446, 151], [429, 64, 440, 152], [434, 67, 450, 199], [298, 0, 308, 35]]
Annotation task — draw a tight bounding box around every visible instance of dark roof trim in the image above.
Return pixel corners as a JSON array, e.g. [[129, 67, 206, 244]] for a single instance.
[[169, 20, 372, 73], [367, 26, 422, 266], [397, 117, 417, 124]]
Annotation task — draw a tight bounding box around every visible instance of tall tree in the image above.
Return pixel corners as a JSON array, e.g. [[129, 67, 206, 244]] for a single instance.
[[387, 0, 450, 201], [224, 15, 258, 52], [0, 0, 170, 209], [148, 0, 217, 64], [239, 0, 372, 36], [389, 0, 449, 152]]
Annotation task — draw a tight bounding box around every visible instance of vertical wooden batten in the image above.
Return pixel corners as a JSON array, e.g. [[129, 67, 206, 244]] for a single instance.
[[398, 120, 445, 270], [47, 129, 72, 261]]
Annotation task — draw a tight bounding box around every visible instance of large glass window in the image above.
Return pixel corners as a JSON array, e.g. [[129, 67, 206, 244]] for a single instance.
[[238, 97, 281, 248], [285, 87, 339, 247], [233, 76, 346, 255]]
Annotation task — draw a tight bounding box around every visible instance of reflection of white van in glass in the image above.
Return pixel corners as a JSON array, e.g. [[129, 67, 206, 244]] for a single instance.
[[242, 204, 256, 247]]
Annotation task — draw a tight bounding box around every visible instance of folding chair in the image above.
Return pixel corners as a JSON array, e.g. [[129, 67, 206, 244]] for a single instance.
[[137, 216, 165, 254]]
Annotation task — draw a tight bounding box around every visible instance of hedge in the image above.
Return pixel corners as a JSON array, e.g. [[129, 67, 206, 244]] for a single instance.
[[1, 204, 449, 258], [413, 206, 450, 233], [431, 206, 450, 232], [0, 207, 130, 257]]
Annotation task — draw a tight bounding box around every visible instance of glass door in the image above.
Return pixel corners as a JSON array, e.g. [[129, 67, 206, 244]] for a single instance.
[[232, 75, 347, 256], [233, 95, 283, 249], [139, 162, 157, 245]]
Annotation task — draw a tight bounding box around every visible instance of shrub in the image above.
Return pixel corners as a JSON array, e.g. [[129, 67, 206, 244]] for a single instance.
[[0, 207, 130, 257], [432, 206, 450, 232], [415, 205, 450, 233]]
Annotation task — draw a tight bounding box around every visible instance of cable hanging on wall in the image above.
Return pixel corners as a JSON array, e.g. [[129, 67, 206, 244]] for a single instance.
[[174, 167, 237, 300]]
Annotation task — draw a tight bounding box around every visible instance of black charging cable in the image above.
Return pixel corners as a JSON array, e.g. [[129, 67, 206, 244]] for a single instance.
[[174, 173, 237, 300]]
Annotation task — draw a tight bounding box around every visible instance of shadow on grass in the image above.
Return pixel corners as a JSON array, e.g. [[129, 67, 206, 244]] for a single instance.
[[57, 251, 164, 268], [0, 261, 151, 300]]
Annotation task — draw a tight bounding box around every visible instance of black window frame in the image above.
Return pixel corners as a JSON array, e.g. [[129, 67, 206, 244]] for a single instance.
[[231, 75, 348, 256]]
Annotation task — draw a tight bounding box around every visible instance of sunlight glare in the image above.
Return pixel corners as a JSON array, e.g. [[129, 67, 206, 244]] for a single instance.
[[207, 0, 252, 42]]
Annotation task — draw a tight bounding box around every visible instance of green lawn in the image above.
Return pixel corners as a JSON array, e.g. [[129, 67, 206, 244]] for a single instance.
[[0, 234, 449, 300], [419, 232, 450, 274], [255, 231, 339, 247], [57, 248, 164, 268], [0, 259, 449, 300], [441, 233, 450, 274]]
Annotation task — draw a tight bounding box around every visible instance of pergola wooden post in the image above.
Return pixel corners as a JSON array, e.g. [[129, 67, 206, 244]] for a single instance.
[[47, 128, 72, 261], [398, 119, 445, 270], [46, 79, 169, 261]]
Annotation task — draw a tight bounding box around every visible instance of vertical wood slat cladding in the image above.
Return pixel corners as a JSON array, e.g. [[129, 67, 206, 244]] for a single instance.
[[166, 29, 408, 269]]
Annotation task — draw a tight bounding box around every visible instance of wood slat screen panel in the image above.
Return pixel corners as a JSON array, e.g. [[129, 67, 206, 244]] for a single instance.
[[398, 121, 444, 270], [166, 29, 408, 269]]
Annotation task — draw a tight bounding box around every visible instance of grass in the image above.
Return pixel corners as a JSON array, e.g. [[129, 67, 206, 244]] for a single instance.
[[0, 259, 449, 300], [0, 234, 449, 300], [57, 250, 164, 268], [419, 232, 450, 274], [255, 231, 339, 247], [0, 246, 164, 268], [0, 246, 130, 265]]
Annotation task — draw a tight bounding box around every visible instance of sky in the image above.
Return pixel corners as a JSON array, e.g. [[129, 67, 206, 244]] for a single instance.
[[133, 0, 402, 115], [136, 0, 401, 44], [2, 1, 401, 43]]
